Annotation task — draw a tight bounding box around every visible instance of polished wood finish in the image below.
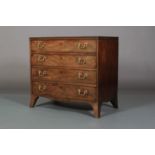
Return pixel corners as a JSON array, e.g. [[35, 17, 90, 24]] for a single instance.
[[31, 54, 97, 69], [32, 67, 96, 84], [32, 82, 96, 101], [31, 39, 97, 53], [30, 36, 118, 118], [98, 37, 118, 109]]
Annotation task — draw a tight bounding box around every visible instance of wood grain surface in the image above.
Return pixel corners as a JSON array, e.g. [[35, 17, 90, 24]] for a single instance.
[[32, 82, 97, 102], [32, 67, 97, 84], [31, 54, 97, 69], [31, 39, 97, 53]]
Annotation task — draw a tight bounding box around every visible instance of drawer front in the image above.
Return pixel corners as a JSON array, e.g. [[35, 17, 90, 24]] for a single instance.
[[31, 54, 97, 69], [32, 82, 96, 101], [31, 39, 97, 53], [32, 68, 96, 84]]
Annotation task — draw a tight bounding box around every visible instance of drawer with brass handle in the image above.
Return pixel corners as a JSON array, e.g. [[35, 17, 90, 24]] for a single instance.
[[36, 40, 46, 49], [37, 55, 47, 63], [38, 70, 48, 77], [38, 83, 47, 92], [77, 89, 89, 96], [31, 39, 97, 53], [32, 68, 96, 84], [77, 42, 88, 49], [31, 54, 97, 69], [77, 57, 86, 65], [78, 72, 88, 80], [32, 82, 96, 101]]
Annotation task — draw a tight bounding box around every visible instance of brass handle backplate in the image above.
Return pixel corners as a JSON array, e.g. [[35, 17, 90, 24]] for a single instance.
[[38, 70, 47, 77], [78, 89, 88, 97], [38, 84, 47, 92], [78, 42, 88, 49], [78, 72, 88, 80], [37, 55, 47, 62], [77, 57, 86, 65], [37, 41, 46, 49]]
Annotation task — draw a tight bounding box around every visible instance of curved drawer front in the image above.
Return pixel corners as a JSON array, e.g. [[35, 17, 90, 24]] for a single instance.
[[32, 82, 96, 101], [32, 68, 96, 84], [31, 39, 97, 53], [31, 54, 97, 69]]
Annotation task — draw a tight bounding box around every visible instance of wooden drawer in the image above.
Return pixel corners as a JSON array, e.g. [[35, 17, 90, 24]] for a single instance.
[[31, 39, 97, 53], [32, 82, 97, 101], [32, 67, 96, 84], [31, 54, 97, 69]]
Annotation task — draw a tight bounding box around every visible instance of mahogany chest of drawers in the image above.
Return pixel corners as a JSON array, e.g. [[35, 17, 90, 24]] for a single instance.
[[29, 37, 118, 118]]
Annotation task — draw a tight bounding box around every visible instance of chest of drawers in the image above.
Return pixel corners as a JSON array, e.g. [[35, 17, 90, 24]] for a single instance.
[[29, 37, 118, 118]]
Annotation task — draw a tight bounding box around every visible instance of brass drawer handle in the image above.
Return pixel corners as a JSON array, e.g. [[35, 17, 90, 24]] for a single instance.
[[78, 89, 88, 96], [37, 41, 46, 49], [77, 57, 86, 65], [38, 70, 47, 77], [78, 72, 88, 80], [38, 84, 47, 92], [37, 55, 47, 62], [78, 42, 88, 49]]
